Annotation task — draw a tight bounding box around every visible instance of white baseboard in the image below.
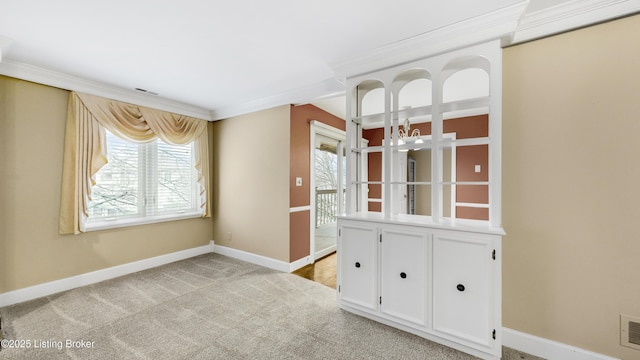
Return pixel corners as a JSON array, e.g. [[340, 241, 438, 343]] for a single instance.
[[289, 256, 312, 272], [0, 241, 310, 307], [0, 244, 212, 307], [212, 243, 291, 273], [503, 327, 620, 360], [211, 241, 312, 272], [314, 245, 336, 260]]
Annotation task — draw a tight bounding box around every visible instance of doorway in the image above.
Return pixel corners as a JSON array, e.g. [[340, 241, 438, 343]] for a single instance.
[[310, 121, 345, 262]]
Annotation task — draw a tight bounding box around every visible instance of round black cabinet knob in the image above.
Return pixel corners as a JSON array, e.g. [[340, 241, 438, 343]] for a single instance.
[[355, 262, 361, 268], [457, 284, 466, 292], [400, 272, 407, 279]]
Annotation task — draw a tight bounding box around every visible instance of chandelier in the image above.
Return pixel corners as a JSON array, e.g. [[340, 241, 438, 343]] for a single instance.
[[397, 107, 423, 152]]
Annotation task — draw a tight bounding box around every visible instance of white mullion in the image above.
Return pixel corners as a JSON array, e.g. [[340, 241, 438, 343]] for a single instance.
[[356, 83, 367, 213], [450, 133, 457, 220], [137, 142, 147, 216], [145, 140, 159, 216], [454, 137, 490, 147], [488, 44, 502, 228], [359, 137, 369, 212], [431, 72, 443, 223], [383, 83, 392, 218], [345, 83, 354, 213], [391, 87, 400, 215]]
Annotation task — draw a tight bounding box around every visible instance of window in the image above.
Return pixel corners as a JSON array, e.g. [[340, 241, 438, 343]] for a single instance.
[[86, 130, 202, 230]]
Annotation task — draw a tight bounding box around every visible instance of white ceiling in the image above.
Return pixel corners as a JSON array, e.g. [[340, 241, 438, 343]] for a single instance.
[[0, 0, 636, 120]]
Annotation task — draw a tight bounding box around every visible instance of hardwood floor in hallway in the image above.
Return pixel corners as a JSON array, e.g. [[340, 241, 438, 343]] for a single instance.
[[292, 253, 336, 289]]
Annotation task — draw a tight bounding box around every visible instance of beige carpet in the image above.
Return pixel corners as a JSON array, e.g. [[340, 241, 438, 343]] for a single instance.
[[0, 253, 542, 360]]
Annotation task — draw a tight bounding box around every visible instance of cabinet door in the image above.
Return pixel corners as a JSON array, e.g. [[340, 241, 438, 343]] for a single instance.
[[432, 233, 495, 349], [338, 222, 378, 311], [380, 227, 428, 326]]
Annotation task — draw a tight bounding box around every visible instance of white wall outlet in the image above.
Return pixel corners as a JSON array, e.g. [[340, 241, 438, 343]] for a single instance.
[[295, 177, 303, 186], [475, 165, 481, 173], [226, 232, 232, 242]]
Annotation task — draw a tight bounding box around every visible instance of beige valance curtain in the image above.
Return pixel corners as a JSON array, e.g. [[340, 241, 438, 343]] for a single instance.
[[59, 92, 210, 235]]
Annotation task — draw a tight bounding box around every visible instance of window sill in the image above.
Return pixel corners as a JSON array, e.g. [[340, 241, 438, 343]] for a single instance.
[[85, 211, 205, 232]]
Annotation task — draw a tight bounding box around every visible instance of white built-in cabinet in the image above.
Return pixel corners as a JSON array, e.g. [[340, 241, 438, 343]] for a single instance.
[[380, 225, 428, 326], [337, 40, 505, 359], [338, 218, 502, 359]]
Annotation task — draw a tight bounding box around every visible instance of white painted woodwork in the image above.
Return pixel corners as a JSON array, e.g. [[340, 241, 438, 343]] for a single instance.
[[338, 223, 378, 311], [380, 226, 428, 326], [432, 232, 497, 349], [344, 40, 503, 228], [338, 218, 502, 360], [338, 41, 505, 359]]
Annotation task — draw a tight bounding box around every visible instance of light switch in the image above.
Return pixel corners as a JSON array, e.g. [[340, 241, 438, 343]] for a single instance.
[[295, 177, 303, 186], [475, 165, 481, 173]]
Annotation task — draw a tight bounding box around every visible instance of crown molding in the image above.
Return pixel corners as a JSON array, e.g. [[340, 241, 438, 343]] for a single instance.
[[0, 58, 213, 120], [0, 56, 346, 122], [210, 77, 344, 120], [329, 1, 529, 80], [511, 0, 640, 44]]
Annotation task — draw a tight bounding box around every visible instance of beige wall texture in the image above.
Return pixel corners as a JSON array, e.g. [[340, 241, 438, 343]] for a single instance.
[[503, 15, 640, 359], [0, 76, 213, 294], [211, 106, 291, 262]]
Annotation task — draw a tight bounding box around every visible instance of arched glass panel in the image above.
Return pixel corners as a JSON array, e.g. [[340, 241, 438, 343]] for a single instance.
[[395, 69, 432, 110], [442, 68, 489, 103], [390, 70, 433, 216], [440, 59, 490, 221], [357, 81, 385, 117]]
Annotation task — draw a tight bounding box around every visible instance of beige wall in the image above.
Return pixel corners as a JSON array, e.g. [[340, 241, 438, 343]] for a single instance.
[[503, 15, 640, 358], [0, 76, 212, 293], [211, 106, 290, 262]]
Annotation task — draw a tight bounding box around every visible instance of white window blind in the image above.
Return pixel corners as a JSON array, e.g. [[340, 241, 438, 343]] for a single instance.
[[88, 132, 140, 219], [86, 130, 200, 229], [154, 140, 195, 214]]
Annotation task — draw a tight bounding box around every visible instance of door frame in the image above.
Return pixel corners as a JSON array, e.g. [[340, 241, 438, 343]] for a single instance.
[[309, 120, 346, 263]]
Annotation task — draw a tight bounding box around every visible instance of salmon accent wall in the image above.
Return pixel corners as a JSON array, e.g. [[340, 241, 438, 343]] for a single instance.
[[289, 211, 310, 262], [362, 115, 488, 219], [289, 104, 345, 262]]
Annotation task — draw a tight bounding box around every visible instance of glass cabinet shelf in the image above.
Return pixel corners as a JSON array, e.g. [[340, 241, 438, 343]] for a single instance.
[[441, 96, 489, 114]]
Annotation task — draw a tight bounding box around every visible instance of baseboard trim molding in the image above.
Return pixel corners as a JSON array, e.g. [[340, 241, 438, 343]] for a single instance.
[[0, 244, 212, 307], [503, 327, 620, 360], [289, 256, 312, 272], [212, 243, 291, 273], [1, 242, 312, 307]]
